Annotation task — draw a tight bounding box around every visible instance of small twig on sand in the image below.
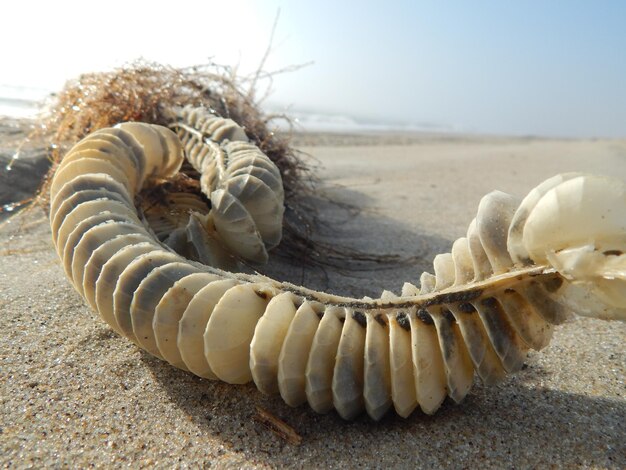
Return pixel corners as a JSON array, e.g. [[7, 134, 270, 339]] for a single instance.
[[253, 406, 302, 446]]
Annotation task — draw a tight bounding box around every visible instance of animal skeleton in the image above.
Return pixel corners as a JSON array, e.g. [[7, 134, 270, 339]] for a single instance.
[[48, 107, 626, 420]]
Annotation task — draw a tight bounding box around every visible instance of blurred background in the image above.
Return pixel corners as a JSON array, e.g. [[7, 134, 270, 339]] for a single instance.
[[1, 0, 625, 137]]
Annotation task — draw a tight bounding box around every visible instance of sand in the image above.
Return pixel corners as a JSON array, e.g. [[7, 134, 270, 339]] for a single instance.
[[1, 125, 624, 468]]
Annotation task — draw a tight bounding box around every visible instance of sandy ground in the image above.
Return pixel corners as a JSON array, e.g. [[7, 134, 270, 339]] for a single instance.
[[1, 126, 625, 468]]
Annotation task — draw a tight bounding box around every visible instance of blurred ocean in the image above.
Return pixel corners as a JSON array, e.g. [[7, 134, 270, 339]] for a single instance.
[[280, 109, 453, 133], [0, 85, 452, 134], [0, 85, 51, 118]]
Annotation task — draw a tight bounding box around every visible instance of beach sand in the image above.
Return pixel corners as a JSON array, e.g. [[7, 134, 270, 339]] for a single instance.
[[1, 123, 624, 468]]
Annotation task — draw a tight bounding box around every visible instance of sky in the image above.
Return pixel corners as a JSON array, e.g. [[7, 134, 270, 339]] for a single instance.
[[2, 0, 625, 137]]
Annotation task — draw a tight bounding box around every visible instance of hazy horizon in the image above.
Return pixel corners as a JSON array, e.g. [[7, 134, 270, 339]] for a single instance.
[[2, 1, 625, 138]]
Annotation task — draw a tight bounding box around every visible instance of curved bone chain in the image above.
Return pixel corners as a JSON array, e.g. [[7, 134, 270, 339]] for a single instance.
[[171, 106, 285, 264], [49, 122, 626, 420]]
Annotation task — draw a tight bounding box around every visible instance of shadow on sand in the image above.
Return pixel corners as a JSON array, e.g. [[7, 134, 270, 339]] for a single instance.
[[144, 350, 624, 468], [256, 184, 452, 299]]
